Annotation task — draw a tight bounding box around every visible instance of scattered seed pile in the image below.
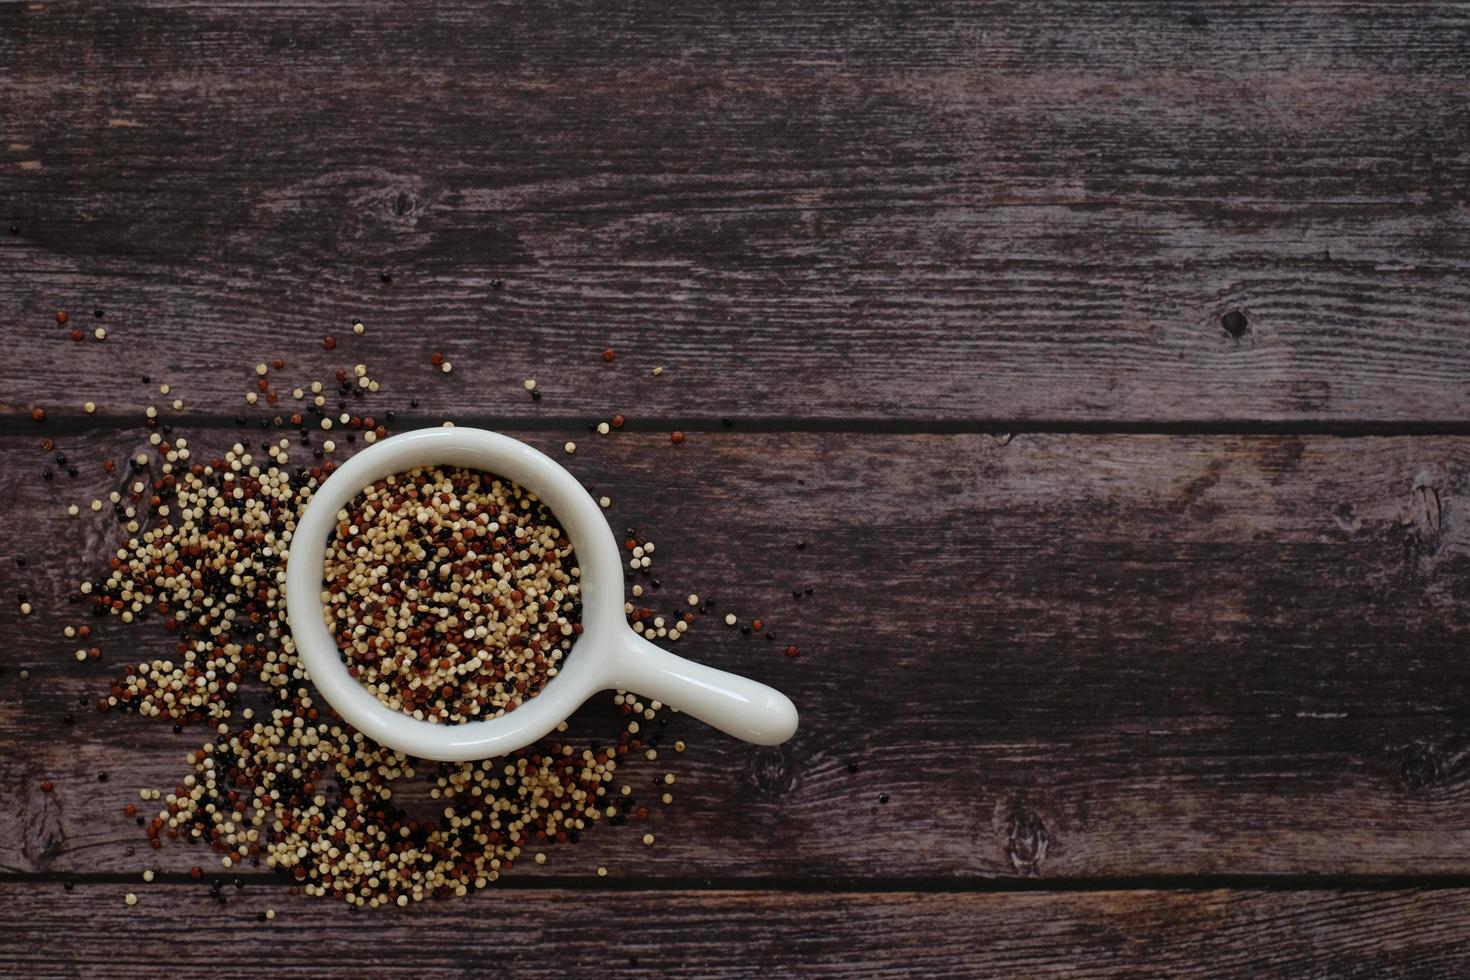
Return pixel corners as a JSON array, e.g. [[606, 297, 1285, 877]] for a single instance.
[[56, 334, 703, 910], [324, 466, 581, 723], [84, 436, 677, 908], [26, 319, 799, 913]]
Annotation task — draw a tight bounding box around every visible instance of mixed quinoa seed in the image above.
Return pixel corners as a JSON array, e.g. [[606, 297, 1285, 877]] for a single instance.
[[325, 467, 581, 723], [24, 319, 805, 913]]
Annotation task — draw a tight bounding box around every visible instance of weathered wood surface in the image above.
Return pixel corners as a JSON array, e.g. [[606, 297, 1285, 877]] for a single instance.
[[5, 882, 1470, 978], [8, 0, 1470, 972], [6, 429, 1470, 880], [4, 1, 1470, 423]]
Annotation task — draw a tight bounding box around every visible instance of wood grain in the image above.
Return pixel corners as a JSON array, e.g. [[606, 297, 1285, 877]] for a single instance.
[[4, 881, 1470, 978], [8, 0, 1470, 968], [3, 1, 1470, 423], [6, 428, 1470, 878]]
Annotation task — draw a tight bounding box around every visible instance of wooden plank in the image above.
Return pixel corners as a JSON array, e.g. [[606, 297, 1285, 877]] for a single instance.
[[5, 428, 1470, 878], [3, 2, 1470, 422], [3, 882, 1470, 977]]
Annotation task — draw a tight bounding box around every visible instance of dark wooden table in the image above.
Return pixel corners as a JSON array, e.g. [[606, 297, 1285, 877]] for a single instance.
[[5, 2, 1470, 975]]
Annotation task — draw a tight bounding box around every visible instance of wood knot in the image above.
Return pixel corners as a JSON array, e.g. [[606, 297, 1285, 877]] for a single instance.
[[744, 745, 797, 797], [392, 191, 417, 217], [1331, 502, 1362, 534], [1400, 743, 1441, 791], [1399, 739, 1470, 795], [1220, 309, 1250, 338], [1406, 482, 1444, 555], [993, 797, 1050, 875]]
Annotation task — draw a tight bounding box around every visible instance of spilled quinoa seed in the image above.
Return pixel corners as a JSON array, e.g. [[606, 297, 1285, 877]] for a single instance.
[[41, 322, 725, 908], [77, 435, 676, 907], [323, 466, 581, 724]]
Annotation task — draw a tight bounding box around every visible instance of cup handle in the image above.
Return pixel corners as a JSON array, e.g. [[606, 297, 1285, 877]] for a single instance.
[[607, 631, 799, 746]]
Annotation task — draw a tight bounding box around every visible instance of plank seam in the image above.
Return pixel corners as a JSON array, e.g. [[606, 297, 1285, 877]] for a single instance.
[[6, 872, 1470, 894], [7, 414, 1470, 438]]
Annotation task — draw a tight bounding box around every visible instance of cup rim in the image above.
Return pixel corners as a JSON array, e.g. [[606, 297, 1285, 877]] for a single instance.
[[284, 426, 624, 761]]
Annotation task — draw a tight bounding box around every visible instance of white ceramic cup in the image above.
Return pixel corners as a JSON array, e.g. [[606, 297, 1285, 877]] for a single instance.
[[285, 426, 799, 762]]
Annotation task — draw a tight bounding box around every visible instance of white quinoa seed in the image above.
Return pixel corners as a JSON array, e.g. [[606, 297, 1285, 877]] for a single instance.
[[564, 442, 576, 454]]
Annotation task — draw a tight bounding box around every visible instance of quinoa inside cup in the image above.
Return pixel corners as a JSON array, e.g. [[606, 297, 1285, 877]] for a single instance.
[[322, 465, 581, 724]]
